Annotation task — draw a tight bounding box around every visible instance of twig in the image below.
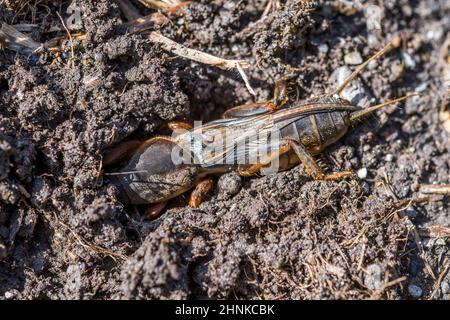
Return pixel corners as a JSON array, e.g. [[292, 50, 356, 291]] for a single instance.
[[147, 31, 247, 69], [418, 225, 450, 238], [370, 276, 407, 299], [262, 0, 282, 17], [236, 61, 256, 96], [429, 258, 450, 299], [123, 13, 166, 33], [440, 100, 450, 133], [56, 11, 74, 67], [51, 212, 128, 262], [357, 242, 366, 271], [113, 1, 256, 95], [420, 184, 450, 195], [12, 23, 38, 32], [147, 31, 256, 96], [139, 0, 183, 11]]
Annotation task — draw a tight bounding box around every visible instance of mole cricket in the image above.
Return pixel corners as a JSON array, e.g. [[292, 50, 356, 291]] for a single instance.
[[103, 37, 419, 218]]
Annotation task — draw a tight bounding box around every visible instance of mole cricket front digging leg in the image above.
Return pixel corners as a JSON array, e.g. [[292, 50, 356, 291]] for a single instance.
[[188, 178, 214, 208]]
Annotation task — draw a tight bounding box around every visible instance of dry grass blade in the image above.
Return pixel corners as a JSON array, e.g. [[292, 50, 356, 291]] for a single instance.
[[4, 0, 30, 12], [429, 258, 450, 299], [50, 212, 128, 262], [56, 12, 75, 67], [12, 23, 39, 32], [369, 276, 407, 299], [123, 13, 166, 33], [262, 0, 281, 17], [418, 225, 450, 238], [139, 0, 186, 11], [439, 101, 450, 133], [0, 23, 42, 52], [114, 1, 255, 95], [420, 184, 450, 195], [147, 31, 256, 96]]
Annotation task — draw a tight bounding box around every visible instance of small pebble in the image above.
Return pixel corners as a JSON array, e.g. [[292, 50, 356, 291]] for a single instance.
[[4, 291, 14, 299], [330, 66, 371, 108], [426, 27, 444, 41], [16, 90, 24, 100], [93, 52, 104, 62], [401, 4, 413, 16], [363, 145, 371, 152], [367, 34, 380, 48], [414, 82, 428, 93], [365, 5, 382, 31], [406, 207, 417, 219], [357, 168, 368, 179], [408, 284, 423, 298], [0, 241, 6, 260], [401, 51, 416, 69], [217, 172, 242, 196], [318, 43, 329, 54], [385, 154, 394, 162], [441, 280, 450, 294], [344, 51, 363, 65], [231, 44, 240, 53], [368, 60, 378, 70], [364, 264, 384, 290], [434, 238, 447, 246]]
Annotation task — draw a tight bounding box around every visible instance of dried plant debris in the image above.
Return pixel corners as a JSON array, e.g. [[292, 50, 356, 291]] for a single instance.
[[138, 0, 188, 11], [0, 23, 42, 52], [114, 2, 256, 95], [4, 0, 36, 12], [419, 226, 450, 239], [147, 32, 255, 95], [420, 184, 450, 196], [440, 100, 450, 133], [0, 0, 450, 300]]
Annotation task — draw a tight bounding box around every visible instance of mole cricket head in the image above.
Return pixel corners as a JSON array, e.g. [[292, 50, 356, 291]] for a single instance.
[[111, 138, 200, 205]]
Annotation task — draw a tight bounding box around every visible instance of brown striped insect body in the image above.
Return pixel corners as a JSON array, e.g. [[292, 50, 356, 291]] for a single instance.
[[277, 99, 355, 155]]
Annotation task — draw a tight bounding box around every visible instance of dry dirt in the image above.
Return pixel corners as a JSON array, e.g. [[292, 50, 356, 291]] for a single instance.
[[0, 0, 449, 300]]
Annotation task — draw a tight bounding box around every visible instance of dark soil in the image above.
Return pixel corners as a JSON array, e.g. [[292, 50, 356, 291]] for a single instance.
[[0, 0, 449, 299]]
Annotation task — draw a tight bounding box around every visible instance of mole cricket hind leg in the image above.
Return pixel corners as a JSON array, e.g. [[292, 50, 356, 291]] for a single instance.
[[189, 178, 214, 208], [103, 140, 142, 167], [144, 201, 168, 220], [285, 139, 353, 181], [237, 145, 292, 177]]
